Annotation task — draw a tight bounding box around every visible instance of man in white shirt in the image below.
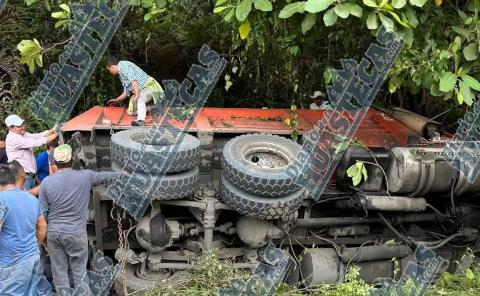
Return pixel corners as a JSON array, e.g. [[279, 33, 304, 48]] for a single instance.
[[309, 91, 332, 110], [5, 114, 57, 190]]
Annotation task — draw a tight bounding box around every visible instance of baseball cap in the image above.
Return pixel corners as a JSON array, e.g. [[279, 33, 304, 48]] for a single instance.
[[53, 144, 73, 163], [5, 114, 25, 127], [310, 91, 326, 99]]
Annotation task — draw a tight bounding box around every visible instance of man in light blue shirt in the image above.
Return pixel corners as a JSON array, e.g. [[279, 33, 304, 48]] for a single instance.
[[0, 164, 49, 295]]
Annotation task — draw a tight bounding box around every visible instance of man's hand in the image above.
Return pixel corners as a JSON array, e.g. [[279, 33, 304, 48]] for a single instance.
[[107, 98, 119, 105], [39, 242, 48, 253], [108, 92, 129, 106]]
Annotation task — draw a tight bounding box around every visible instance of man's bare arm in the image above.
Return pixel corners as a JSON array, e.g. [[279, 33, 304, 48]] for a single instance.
[[131, 80, 140, 101], [29, 185, 41, 197], [36, 215, 47, 245], [108, 92, 129, 105], [49, 164, 58, 175]]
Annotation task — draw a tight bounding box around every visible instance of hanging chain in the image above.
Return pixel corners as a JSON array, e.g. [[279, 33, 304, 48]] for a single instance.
[[116, 209, 128, 296]]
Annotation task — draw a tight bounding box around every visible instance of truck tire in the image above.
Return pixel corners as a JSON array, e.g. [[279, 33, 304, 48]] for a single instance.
[[111, 127, 200, 174], [222, 134, 306, 197], [111, 162, 199, 200], [220, 174, 305, 220]]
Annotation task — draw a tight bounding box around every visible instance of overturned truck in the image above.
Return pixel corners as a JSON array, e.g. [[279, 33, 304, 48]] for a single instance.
[[62, 106, 480, 292]]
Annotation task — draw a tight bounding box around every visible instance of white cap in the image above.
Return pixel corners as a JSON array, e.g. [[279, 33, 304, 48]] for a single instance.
[[5, 114, 25, 127], [311, 91, 326, 98]]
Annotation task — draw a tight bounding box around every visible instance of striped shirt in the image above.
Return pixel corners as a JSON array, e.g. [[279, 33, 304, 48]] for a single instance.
[[118, 61, 150, 96]]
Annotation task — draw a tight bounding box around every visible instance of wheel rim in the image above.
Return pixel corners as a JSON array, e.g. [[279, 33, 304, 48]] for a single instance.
[[242, 142, 292, 169]]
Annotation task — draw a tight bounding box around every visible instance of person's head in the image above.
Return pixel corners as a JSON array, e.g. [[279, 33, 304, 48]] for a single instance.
[[5, 114, 26, 135], [0, 165, 16, 190], [7, 160, 25, 187], [311, 91, 326, 105], [106, 56, 119, 75], [47, 139, 59, 152], [53, 144, 73, 169]]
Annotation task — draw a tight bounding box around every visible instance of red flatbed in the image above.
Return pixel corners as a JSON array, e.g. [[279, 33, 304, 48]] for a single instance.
[[63, 106, 421, 148]]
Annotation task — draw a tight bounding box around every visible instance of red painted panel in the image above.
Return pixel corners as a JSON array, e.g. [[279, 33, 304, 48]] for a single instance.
[[63, 106, 422, 148]]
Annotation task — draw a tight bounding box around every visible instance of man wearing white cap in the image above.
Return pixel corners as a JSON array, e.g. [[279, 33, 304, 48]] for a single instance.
[[5, 114, 57, 190], [39, 144, 120, 293], [310, 91, 332, 110]]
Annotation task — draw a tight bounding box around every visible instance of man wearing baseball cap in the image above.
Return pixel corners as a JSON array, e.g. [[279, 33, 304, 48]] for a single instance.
[[39, 144, 120, 293], [5, 114, 57, 190]]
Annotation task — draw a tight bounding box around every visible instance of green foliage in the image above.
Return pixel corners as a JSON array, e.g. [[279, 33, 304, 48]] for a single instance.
[[284, 103, 299, 142], [312, 266, 372, 296], [134, 251, 480, 296], [51, 4, 70, 30], [211, 0, 480, 108], [17, 39, 43, 74], [346, 160, 368, 186], [133, 252, 249, 296]]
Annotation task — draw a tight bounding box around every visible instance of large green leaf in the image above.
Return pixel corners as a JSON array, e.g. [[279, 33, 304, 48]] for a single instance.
[[366, 13, 378, 29], [378, 13, 394, 30], [459, 81, 474, 106], [59, 3, 70, 13], [323, 7, 338, 26], [452, 26, 471, 37], [304, 0, 335, 13], [224, 8, 235, 22], [279, 2, 306, 18], [346, 161, 368, 186], [142, 0, 154, 8], [239, 20, 251, 39], [347, 3, 362, 18], [54, 19, 68, 28], [51, 11, 68, 19], [155, 0, 167, 8], [236, 0, 252, 22], [214, 6, 229, 13], [363, 0, 378, 7], [386, 11, 409, 27], [455, 90, 464, 105], [405, 7, 418, 28], [334, 3, 350, 19], [404, 27, 413, 47], [392, 0, 406, 9], [302, 13, 317, 34], [461, 75, 480, 91], [463, 43, 479, 61], [17, 39, 44, 74], [409, 0, 428, 7], [254, 0, 272, 12], [439, 72, 457, 92]]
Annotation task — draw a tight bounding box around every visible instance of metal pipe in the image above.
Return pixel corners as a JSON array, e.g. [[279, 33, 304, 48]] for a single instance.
[[340, 245, 410, 263], [295, 213, 436, 227]]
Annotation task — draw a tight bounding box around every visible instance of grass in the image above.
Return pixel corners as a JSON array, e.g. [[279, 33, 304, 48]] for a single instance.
[[134, 252, 480, 296]]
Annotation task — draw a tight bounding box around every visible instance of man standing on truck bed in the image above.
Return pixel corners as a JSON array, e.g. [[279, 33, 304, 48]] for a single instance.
[[38, 144, 121, 293], [5, 114, 58, 190], [106, 56, 164, 126]]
